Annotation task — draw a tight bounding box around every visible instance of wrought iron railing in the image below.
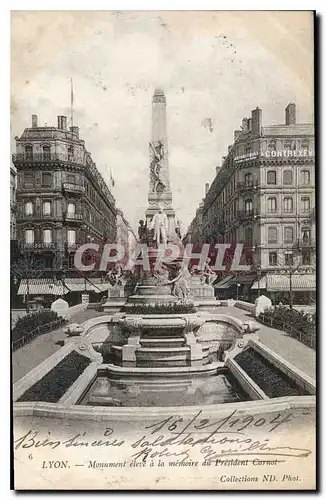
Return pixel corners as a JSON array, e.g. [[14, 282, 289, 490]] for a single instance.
[[20, 242, 58, 251], [62, 182, 86, 194]]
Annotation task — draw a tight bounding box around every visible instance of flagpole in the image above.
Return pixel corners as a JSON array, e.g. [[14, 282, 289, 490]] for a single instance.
[[70, 78, 74, 131]]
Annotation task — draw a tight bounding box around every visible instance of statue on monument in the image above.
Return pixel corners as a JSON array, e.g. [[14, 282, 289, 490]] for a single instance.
[[150, 206, 168, 246], [149, 140, 167, 193], [137, 219, 148, 243]]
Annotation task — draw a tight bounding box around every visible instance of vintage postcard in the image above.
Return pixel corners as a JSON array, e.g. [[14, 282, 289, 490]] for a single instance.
[[11, 10, 316, 490]]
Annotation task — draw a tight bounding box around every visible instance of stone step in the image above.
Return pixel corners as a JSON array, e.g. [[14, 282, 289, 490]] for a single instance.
[[140, 338, 185, 348], [141, 330, 185, 339], [137, 359, 189, 368]]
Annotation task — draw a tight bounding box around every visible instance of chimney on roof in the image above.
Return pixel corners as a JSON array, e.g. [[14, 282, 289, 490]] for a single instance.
[[32, 114, 38, 128], [285, 103, 296, 125], [70, 126, 79, 138], [205, 182, 210, 195], [234, 130, 241, 141], [247, 118, 252, 131], [216, 166, 221, 176], [251, 107, 262, 135], [57, 115, 67, 130], [241, 118, 248, 132]]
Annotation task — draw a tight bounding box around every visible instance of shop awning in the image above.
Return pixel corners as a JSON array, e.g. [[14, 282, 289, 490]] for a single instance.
[[251, 276, 267, 290], [214, 276, 235, 289], [64, 278, 110, 293], [17, 279, 69, 296], [251, 274, 316, 292], [214, 273, 257, 289], [17, 278, 110, 295]]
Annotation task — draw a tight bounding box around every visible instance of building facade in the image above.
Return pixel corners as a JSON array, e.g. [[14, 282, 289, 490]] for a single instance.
[[201, 103, 315, 300], [10, 165, 17, 240], [12, 114, 117, 273], [116, 208, 137, 256]]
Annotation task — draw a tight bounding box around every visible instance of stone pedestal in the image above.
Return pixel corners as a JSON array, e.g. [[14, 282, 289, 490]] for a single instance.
[[103, 284, 127, 313], [188, 276, 219, 310]]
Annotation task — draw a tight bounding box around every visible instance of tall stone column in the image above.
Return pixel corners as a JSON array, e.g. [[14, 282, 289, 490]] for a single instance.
[[145, 88, 176, 241]]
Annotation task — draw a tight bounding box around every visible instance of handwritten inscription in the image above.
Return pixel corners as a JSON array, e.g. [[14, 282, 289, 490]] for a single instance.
[[14, 409, 312, 462]]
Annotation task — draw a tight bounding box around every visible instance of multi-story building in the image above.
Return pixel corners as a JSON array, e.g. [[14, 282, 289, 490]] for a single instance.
[[183, 202, 204, 245], [116, 208, 137, 256], [10, 164, 17, 240], [202, 103, 315, 302], [12, 114, 117, 273], [183, 182, 213, 245]]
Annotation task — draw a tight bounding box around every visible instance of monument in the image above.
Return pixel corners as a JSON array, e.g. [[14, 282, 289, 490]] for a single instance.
[[145, 88, 176, 241]]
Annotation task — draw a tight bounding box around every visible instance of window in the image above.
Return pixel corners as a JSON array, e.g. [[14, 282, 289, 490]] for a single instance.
[[268, 227, 277, 243], [24, 172, 33, 187], [267, 171, 276, 185], [284, 227, 294, 244], [301, 139, 309, 151], [284, 140, 296, 151], [244, 227, 253, 246], [245, 199, 253, 215], [301, 229, 311, 244], [42, 172, 52, 188], [301, 197, 311, 213], [285, 253, 294, 266], [25, 229, 34, 244], [268, 140, 276, 152], [25, 202, 33, 216], [267, 197, 277, 213], [284, 197, 293, 213], [43, 145, 51, 160], [67, 202, 75, 215], [302, 251, 311, 266], [43, 229, 52, 244], [283, 170, 293, 185], [244, 173, 253, 186], [68, 254, 75, 268], [300, 170, 311, 185], [245, 144, 251, 155], [67, 229, 76, 245], [25, 145, 33, 160], [269, 252, 277, 266], [67, 174, 75, 184], [42, 201, 51, 215], [68, 146, 74, 160]]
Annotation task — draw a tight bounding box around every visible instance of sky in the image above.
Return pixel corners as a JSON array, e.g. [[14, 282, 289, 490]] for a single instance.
[[11, 11, 314, 234]]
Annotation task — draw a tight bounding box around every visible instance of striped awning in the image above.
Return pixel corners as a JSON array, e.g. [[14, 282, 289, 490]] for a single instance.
[[214, 276, 235, 289], [64, 278, 110, 293], [17, 279, 69, 296], [251, 274, 316, 292], [214, 274, 257, 289]]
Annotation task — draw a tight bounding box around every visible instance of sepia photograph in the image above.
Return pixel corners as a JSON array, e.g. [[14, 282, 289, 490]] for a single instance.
[[10, 9, 316, 490]]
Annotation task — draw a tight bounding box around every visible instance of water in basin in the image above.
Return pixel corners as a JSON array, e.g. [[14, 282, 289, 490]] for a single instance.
[[79, 371, 248, 407]]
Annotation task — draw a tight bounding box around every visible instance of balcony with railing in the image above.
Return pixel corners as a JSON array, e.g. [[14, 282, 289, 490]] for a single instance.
[[20, 242, 58, 251], [62, 183, 86, 194], [237, 210, 259, 222], [64, 212, 84, 222], [12, 152, 83, 164], [65, 242, 85, 251], [237, 181, 259, 192]]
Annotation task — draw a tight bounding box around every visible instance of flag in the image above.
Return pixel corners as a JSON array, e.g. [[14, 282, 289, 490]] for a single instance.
[[110, 169, 115, 187]]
